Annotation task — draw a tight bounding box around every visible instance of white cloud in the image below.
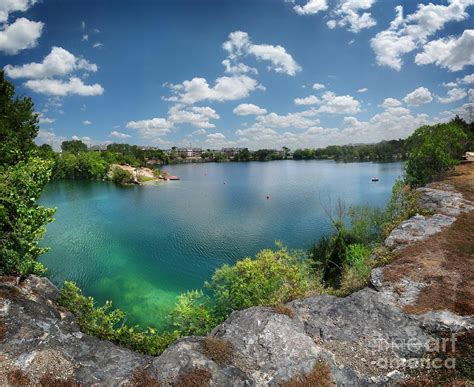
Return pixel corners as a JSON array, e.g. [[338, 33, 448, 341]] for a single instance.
[[415, 29, 474, 72], [0, 17, 43, 55], [110, 131, 131, 139], [357, 87, 368, 93], [0, 0, 37, 22], [327, 20, 337, 29], [169, 75, 263, 105], [92, 42, 104, 49], [330, 0, 377, 33], [82, 120, 92, 125], [24, 77, 104, 96], [223, 31, 301, 76], [294, 95, 320, 105], [381, 97, 402, 109], [256, 111, 319, 129], [4, 46, 98, 78], [36, 129, 65, 150], [293, 0, 328, 15], [82, 34, 88, 42], [403, 87, 433, 106], [126, 118, 172, 134], [437, 87, 467, 104], [168, 104, 219, 128], [207, 132, 226, 140], [37, 113, 55, 124], [371, 1, 474, 70], [192, 129, 207, 135], [461, 74, 474, 84], [312, 83, 325, 90], [317, 91, 361, 114], [233, 103, 267, 116], [221, 59, 257, 75]]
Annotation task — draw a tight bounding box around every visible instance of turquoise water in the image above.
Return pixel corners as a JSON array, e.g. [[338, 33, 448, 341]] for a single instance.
[[39, 160, 403, 328]]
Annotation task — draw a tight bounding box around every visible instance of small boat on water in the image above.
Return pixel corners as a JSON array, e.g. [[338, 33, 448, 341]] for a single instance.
[[168, 175, 180, 180], [371, 177, 380, 182]]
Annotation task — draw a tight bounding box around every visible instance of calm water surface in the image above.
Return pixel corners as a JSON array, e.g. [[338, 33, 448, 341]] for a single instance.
[[39, 160, 403, 327]]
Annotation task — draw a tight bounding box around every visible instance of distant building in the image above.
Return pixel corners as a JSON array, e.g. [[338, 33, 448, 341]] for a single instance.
[[222, 147, 246, 159], [176, 147, 202, 159]]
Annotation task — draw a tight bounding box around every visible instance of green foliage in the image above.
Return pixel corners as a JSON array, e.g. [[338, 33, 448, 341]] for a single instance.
[[405, 122, 467, 186], [0, 72, 39, 167], [61, 140, 88, 154], [169, 290, 216, 336], [111, 167, 133, 185], [206, 246, 313, 320], [348, 205, 386, 244], [0, 71, 55, 276], [53, 151, 109, 180], [58, 281, 179, 355]]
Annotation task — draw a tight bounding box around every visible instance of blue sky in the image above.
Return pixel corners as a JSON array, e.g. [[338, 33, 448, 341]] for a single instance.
[[1, 0, 473, 150]]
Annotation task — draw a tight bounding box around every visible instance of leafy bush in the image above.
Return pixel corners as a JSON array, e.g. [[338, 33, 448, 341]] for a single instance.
[[58, 281, 179, 355], [53, 151, 109, 180], [111, 167, 133, 185], [206, 246, 314, 321], [405, 122, 467, 186], [169, 290, 216, 336]]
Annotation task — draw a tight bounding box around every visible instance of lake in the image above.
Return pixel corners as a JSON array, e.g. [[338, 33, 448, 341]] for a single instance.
[[39, 160, 403, 328]]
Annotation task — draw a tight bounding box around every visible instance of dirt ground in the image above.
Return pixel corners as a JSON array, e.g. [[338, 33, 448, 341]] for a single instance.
[[382, 162, 474, 316]]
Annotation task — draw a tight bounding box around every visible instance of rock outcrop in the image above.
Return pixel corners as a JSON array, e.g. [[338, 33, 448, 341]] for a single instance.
[[1, 182, 473, 386]]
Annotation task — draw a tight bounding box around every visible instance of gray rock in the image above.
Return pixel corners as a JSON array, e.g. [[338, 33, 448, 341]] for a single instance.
[[418, 187, 474, 216], [417, 311, 474, 334], [385, 213, 455, 250]]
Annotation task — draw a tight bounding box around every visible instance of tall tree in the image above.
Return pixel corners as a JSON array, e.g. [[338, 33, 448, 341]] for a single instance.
[[0, 70, 55, 275]]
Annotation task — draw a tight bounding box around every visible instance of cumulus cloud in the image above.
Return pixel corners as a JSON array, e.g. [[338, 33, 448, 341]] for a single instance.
[[221, 59, 257, 75], [192, 129, 207, 135], [437, 87, 467, 104], [37, 113, 55, 124], [169, 75, 263, 105], [82, 120, 92, 125], [36, 129, 65, 150], [415, 29, 474, 72], [292, 0, 328, 15], [4, 47, 98, 78], [110, 131, 131, 139], [92, 42, 104, 49], [207, 132, 226, 140], [312, 83, 325, 90], [381, 97, 402, 109], [256, 111, 319, 129], [403, 87, 433, 106], [371, 1, 474, 71], [357, 87, 368, 93], [294, 95, 320, 105], [329, 0, 377, 33], [317, 91, 361, 114], [223, 31, 301, 76], [0, 0, 37, 22], [233, 103, 267, 116], [24, 77, 104, 96], [0, 17, 43, 55], [168, 104, 219, 128]]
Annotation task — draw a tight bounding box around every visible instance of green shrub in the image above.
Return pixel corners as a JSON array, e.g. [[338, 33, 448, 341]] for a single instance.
[[206, 246, 314, 320], [169, 290, 216, 336], [111, 167, 133, 185], [405, 122, 467, 186], [58, 281, 179, 355]]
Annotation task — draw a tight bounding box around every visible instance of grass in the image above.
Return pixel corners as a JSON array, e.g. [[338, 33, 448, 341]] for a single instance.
[[272, 304, 295, 319], [283, 361, 334, 387], [200, 337, 233, 366], [126, 368, 161, 387], [174, 369, 212, 387]]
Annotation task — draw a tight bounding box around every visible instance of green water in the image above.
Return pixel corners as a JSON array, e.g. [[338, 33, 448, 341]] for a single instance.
[[39, 160, 403, 328]]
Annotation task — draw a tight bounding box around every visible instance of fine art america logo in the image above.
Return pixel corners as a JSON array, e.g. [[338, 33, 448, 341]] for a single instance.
[[369, 334, 458, 370]]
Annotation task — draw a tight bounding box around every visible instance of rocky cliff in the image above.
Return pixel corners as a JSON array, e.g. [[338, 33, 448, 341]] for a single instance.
[[1, 169, 473, 386]]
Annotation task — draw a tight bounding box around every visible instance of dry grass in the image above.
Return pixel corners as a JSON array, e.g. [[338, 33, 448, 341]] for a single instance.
[[126, 367, 160, 387], [273, 304, 295, 318], [38, 374, 82, 387], [7, 369, 31, 386], [174, 369, 212, 387], [283, 361, 335, 387], [200, 337, 233, 366], [0, 321, 7, 342]]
